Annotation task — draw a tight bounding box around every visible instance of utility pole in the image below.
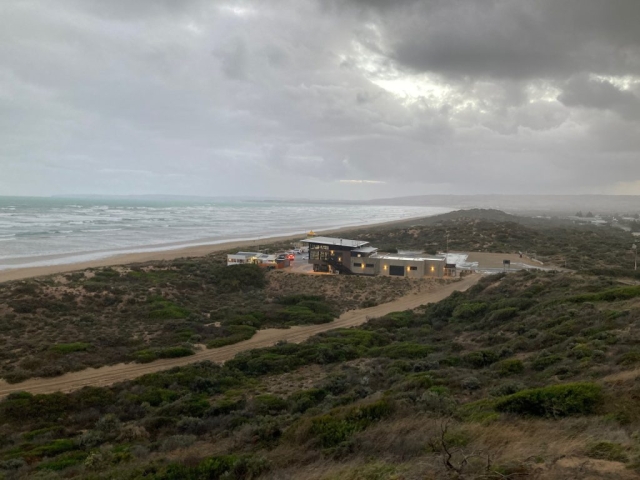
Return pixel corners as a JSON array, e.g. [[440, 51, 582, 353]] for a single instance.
[[633, 244, 637, 271], [446, 232, 449, 254]]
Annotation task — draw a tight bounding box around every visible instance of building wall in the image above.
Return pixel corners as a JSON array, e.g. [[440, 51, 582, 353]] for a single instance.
[[350, 258, 377, 275], [227, 254, 255, 266], [374, 258, 444, 278], [308, 242, 356, 272]]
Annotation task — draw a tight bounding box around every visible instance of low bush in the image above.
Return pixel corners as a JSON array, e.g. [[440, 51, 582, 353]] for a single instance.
[[368, 342, 433, 359], [463, 350, 499, 368], [252, 395, 288, 415], [495, 382, 603, 417], [531, 353, 563, 371], [50, 342, 91, 354], [586, 441, 628, 462], [37, 451, 88, 471], [309, 399, 393, 448], [208, 326, 256, 348], [496, 359, 524, 376], [135, 346, 194, 363], [617, 350, 640, 366], [153, 454, 269, 480], [452, 302, 488, 320], [568, 286, 640, 303]]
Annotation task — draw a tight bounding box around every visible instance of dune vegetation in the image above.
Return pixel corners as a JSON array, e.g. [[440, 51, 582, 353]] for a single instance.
[[1, 270, 640, 478], [0, 257, 431, 382]]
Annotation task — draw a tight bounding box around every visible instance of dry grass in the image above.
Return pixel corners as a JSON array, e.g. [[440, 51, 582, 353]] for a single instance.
[[259, 365, 328, 397], [266, 271, 444, 312]]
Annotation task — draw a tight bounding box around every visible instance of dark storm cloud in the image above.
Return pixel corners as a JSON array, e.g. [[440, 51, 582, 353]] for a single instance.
[[558, 75, 640, 121], [365, 0, 640, 80], [1, 0, 639, 197]]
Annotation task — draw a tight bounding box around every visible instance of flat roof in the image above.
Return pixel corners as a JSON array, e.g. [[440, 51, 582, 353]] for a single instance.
[[373, 254, 445, 262], [300, 236, 369, 248], [352, 246, 378, 254]]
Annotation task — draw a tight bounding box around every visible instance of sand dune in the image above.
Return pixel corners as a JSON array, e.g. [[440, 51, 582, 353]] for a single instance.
[[0, 274, 480, 397]]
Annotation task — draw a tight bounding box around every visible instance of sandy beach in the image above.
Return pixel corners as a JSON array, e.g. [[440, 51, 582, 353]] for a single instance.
[[0, 216, 428, 283]]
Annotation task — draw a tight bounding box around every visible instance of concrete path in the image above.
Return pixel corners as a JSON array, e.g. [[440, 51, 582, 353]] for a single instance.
[[0, 274, 481, 397]]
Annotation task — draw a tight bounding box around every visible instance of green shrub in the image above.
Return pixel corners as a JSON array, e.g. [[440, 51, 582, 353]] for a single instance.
[[496, 359, 524, 376], [495, 382, 603, 417], [568, 286, 640, 303], [50, 342, 91, 354], [570, 344, 593, 359], [309, 399, 394, 448], [617, 350, 640, 366], [487, 307, 519, 324], [0, 392, 71, 423], [37, 451, 88, 471], [277, 294, 324, 305], [289, 389, 327, 413], [586, 441, 628, 463], [25, 439, 76, 460], [156, 454, 269, 480], [368, 342, 433, 359], [463, 350, 499, 368], [531, 354, 563, 371], [452, 302, 488, 320], [148, 302, 191, 320], [207, 326, 256, 348], [490, 381, 525, 397], [135, 346, 194, 363], [253, 394, 288, 415]]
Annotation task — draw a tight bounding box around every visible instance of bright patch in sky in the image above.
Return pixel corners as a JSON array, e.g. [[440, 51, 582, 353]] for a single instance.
[[340, 179, 386, 184]]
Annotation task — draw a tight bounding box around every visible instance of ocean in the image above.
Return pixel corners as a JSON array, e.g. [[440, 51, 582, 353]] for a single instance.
[[0, 197, 451, 271]]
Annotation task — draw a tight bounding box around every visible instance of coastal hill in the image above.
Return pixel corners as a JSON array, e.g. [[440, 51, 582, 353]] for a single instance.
[[364, 194, 640, 215], [0, 209, 639, 478], [1, 271, 640, 478]]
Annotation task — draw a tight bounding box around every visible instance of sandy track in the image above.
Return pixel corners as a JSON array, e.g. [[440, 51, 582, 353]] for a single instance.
[[0, 275, 480, 397]]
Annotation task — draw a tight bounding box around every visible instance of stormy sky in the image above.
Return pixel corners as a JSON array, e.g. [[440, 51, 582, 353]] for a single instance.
[[2, 0, 640, 199]]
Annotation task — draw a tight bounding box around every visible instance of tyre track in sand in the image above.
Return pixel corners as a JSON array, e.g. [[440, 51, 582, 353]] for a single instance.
[[0, 275, 480, 397]]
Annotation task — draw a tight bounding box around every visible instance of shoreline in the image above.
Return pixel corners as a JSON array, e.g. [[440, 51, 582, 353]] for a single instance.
[[0, 214, 435, 283]]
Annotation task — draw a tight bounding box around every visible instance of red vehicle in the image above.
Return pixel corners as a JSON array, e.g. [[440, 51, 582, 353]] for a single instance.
[[287, 253, 295, 261]]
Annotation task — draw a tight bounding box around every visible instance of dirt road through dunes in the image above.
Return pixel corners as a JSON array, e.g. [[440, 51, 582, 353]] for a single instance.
[[0, 274, 480, 397]]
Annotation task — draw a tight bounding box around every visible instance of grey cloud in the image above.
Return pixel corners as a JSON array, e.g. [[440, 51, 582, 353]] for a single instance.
[[368, 0, 640, 80], [1, 0, 639, 198], [558, 75, 640, 121]]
